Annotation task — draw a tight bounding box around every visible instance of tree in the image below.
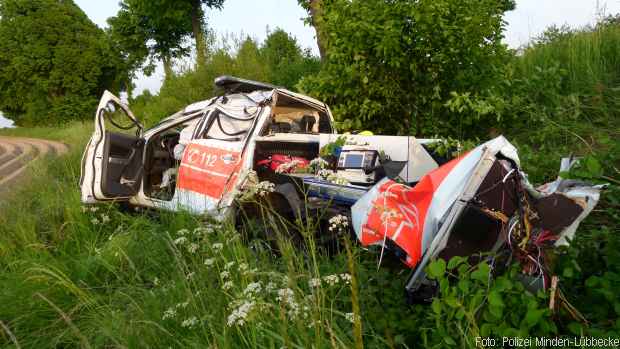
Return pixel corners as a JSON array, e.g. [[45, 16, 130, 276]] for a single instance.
[[298, 0, 328, 60], [261, 28, 320, 89], [189, 0, 224, 67], [0, 0, 128, 126], [299, 0, 515, 136], [108, 0, 194, 80]]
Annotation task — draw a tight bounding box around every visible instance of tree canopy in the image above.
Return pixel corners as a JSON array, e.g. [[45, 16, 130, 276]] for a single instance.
[[0, 0, 128, 126], [299, 0, 515, 137], [108, 0, 225, 80]]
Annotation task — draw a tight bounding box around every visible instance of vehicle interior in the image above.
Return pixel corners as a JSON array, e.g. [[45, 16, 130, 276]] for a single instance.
[[254, 94, 330, 182], [143, 118, 199, 201]]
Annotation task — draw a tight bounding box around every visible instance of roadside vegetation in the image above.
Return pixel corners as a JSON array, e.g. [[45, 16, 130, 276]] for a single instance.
[[1, 0, 619, 348]]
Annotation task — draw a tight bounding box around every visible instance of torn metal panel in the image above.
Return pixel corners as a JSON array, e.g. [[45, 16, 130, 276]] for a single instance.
[[349, 136, 603, 296]]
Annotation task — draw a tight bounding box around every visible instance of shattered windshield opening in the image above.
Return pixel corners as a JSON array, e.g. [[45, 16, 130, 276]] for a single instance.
[[199, 108, 257, 142]]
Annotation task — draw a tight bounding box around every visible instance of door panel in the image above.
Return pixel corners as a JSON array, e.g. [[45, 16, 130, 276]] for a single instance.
[[101, 132, 143, 197], [81, 91, 144, 202]]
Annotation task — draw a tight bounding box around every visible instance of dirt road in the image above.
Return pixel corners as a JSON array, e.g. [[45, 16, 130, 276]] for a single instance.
[[0, 136, 69, 195]]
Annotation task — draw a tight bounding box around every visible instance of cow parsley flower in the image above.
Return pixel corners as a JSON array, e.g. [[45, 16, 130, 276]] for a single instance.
[[212, 243, 224, 251], [323, 274, 339, 286], [181, 316, 199, 328], [308, 278, 321, 288], [266, 282, 277, 292], [188, 243, 199, 254], [328, 215, 349, 232], [162, 307, 176, 320], [100, 214, 110, 224], [276, 288, 300, 319], [243, 282, 262, 297], [174, 237, 188, 245], [345, 312, 357, 323], [177, 228, 190, 236], [204, 258, 215, 267], [275, 159, 304, 174], [339, 273, 352, 284], [224, 261, 235, 270], [227, 301, 255, 327], [220, 271, 230, 279], [222, 281, 234, 291]]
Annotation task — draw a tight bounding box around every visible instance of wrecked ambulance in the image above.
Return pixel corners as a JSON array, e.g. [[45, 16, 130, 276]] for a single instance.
[[79, 76, 602, 298]]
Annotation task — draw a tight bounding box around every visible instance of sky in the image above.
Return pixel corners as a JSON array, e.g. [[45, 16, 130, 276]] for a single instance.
[[1, 0, 619, 128]]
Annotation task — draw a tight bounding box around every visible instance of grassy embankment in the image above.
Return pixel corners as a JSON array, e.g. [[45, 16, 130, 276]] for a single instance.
[[0, 24, 619, 348]]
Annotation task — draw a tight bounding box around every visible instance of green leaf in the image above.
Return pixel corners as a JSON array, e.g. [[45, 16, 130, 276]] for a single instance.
[[444, 336, 456, 346], [432, 298, 442, 315], [448, 256, 467, 270], [524, 308, 544, 328], [480, 323, 492, 337], [488, 290, 504, 308], [471, 262, 490, 284], [445, 295, 460, 308], [428, 259, 447, 279], [568, 322, 583, 336], [489, 304, 503, 318]]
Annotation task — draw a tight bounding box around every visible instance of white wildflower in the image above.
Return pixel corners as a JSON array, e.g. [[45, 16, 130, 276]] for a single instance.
[[181, 316, 199, 328], [266, 282, 277, 292], [323, 274, 339, 286], [194, 226, 213, 235], [243, 282, 262, 297], [162, 307, 176, 320], [308, 278, 321, 288], [91, 218, 99, 225], [212, 243, 223, 251], [173, 237, 188, 245], [255, 181, 275, 197], [186, 272, 195, 280], [328, 214, 349, 232], [227, 301, 255, 327], [275, 159, 304, 174], [177, 228, 190, 236], [188, 243, 199, 254], [220, 271, 230, 279], [309, 157, 328, 172], [339, 273, 352, 284], [224, 261, 235, 270], [222, 281, 234, 291], [176, 301, 189, 309], [100, 214, 110, 224], [204, 258, 215, 267], [90, 206, 99, 212], [276, 288, 300, 319], [238, 263, 249, 273], [345, 312, 359, 323], [153, 277, 159, 286]]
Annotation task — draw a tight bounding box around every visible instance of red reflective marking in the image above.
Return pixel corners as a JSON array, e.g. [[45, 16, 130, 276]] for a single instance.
[[177, 143, 241, 198], [360, 154, 466, 267]]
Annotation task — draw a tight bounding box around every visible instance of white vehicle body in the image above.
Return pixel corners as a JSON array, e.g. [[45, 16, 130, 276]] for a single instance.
[[80, 77, 439, 219]]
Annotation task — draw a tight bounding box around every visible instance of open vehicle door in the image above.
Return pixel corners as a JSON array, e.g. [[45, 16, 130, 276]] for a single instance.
[[80, 91, 144, 203]]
